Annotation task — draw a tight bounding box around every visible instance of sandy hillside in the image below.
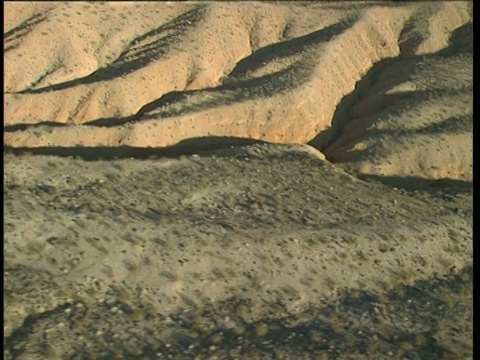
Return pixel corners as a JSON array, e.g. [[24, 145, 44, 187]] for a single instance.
[[4, 1, 472, 180], [3, 1, 473, 359]]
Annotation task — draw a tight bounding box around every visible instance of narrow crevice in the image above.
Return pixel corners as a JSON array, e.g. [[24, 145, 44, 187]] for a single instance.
[[308, 56, 398, 155], [308, 19, 473, 162]]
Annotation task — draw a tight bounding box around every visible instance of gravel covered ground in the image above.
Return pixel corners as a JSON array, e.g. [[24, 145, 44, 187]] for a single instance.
[[4, 144, 472, 359]]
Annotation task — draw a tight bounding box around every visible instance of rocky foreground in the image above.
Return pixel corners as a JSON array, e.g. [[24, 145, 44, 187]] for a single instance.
[[4, 144, 472, 359]]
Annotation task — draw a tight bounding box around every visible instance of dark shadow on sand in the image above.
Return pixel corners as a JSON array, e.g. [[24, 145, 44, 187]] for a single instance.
[[4, 12, 50, 52], [357, 173, 472, 195], [3, 136, 270, 161], [15, 7, 208, 95], [308, 20, 472, 154], [4, 122, 70, 132]]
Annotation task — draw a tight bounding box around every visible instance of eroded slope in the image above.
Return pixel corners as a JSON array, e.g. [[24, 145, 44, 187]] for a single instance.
[[4, 1, 473, 180]]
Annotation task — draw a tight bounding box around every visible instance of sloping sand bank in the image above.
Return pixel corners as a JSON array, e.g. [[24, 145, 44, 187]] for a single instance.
[[4, 145, 472, 358]]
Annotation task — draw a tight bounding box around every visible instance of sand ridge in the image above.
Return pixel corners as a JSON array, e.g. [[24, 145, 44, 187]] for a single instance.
[[4, 1, 472, 180]]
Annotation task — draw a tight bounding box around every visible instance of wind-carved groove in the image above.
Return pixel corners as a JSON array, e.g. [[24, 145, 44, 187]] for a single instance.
[[84, 17, 358, 128], [391, 114, 473, 138], [227, 15, 359, 80], [142, 64, 308, 119], [6, 15, 358, 131], [310, 1, 408, 11], [398, 4, 441, 57], [309, 13, 472, 155], [326, 113, 473, 164], [28, 61, 63, 90], [141, 17, 358, 117], [84, 16, 359, 128], [67, 90, 95, 123], [16, 6, 207, 95], [4, 12, 49, 52]]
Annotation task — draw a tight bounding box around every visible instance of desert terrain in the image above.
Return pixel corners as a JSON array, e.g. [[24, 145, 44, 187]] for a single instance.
[[4, 1, 472, 359]]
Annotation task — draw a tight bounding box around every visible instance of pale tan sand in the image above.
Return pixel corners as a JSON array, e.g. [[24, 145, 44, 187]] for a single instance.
[[3, 1, 472, 359], [4, 1, 472, 180]]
